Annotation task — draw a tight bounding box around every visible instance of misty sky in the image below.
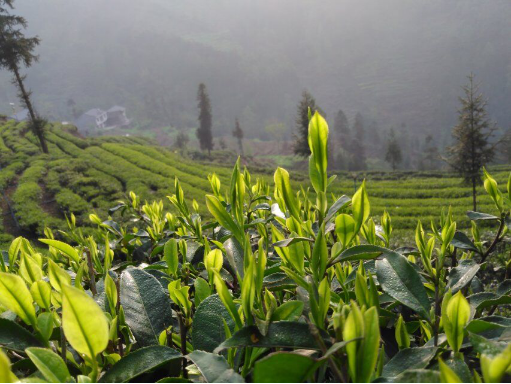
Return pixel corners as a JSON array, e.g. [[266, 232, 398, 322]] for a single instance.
[[1, 0, 510, 139]]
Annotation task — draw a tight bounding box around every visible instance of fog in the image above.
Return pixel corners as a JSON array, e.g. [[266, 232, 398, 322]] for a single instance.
[[1, 0, 510, 140]]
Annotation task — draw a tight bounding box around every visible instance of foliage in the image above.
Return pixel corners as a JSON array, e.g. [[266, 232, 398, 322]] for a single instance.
[[293, 90, 321, 158], [385, 128, 403, 171], [196, 83, 213, 155], [232, 118, 244, 155], [447, 73, 497, 211], [0, 111, 509, 383]]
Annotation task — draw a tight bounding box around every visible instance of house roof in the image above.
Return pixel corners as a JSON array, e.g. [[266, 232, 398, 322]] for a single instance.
[[83, 108, 105, 117]]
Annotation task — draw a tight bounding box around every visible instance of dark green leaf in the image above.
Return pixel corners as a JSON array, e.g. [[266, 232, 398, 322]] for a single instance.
[[497, 280, 511, 296], [466, 316, 511, 339], [468, 292, 511, 311], [469, 333, 507, 358], [214, 322, 330, 353], [376, 251, 431, 320], [330, 244, 388, 266], [466, 211, 498, 221], [99, 346, 182, 383], [381, 347, 438, 378], [253, 352, 323, 383], [191, 294, 235, 352], [224, 238, 244, 279], [450, 231, 479, 252], [394, 369, 441, 383], [0, 318, 43, 353], [263, 272, 296, 291], [120, 269, 173, 347], [447, 260, 480, 293], [186, 351, 244, 383]]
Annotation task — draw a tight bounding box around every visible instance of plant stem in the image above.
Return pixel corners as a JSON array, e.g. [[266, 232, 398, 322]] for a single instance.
[[86, 249, 97, 296], [481, 218, 504, 263], [177, 313, 188, 379], [433, 278, 441, 347], [115, 279, 124, 357], [306, 318, 345, 383], [60, 327, 67, 363]]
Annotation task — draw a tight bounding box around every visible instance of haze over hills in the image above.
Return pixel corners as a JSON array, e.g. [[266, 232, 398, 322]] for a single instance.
[[0, 0, 510, 143]]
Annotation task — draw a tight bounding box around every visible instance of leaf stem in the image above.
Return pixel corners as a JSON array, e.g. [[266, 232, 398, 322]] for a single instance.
[[481, 218, 505, 263], [86, 249, 97, 296], [306, 318, 345, 383], [177, 313, 188, 379]]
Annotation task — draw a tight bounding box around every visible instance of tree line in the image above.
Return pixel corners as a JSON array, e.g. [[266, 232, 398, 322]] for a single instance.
[[0, 0, 506, 212]]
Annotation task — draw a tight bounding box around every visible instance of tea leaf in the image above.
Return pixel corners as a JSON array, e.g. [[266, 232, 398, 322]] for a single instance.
[[62, 284, 109, 359]]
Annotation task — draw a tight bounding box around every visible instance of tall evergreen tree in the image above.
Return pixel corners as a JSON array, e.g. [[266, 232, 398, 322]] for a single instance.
[[232, 118, 244, 155], [446, 74, 496, 211], [385, 128, 402, 171], [349, 113, 366, 170], [334, 109, 350, 146], [0, 0, 48, 153], [294, 90, 320, 157], [196, 83, 213, 155], [422, 134, 440, 170]]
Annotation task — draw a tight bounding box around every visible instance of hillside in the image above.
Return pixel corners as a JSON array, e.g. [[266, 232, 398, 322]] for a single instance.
[[0, 120, 508, 247], [1, 0, 510, 141]]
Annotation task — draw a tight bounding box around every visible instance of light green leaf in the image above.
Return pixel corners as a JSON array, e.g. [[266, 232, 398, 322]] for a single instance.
[[30, 280, 51, 311], [164, 239, 179, 277], [274, 167, 300, 220], [26, 347, 71, 383], [335, 214, 356, 248], [351, 181, 370, 234], [0, 350, 17, 383], [0, 272, 36, 326], [39, 239, 81, 264], [253, 352, 323, 383], [62, 284, 109, 359]]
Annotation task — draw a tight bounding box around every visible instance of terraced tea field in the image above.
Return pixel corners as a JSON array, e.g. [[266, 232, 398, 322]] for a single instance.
[[0, 120, 508, 246]]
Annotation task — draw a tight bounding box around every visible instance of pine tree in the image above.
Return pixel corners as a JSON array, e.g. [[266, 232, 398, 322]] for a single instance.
[[196, 83, 213, 155], [0, 0, 48, 153], [349, 113, 366, 170], [385, 128, 402, 171], [334, 109, 350, 147], [294, 90, 320, 157], [232, 118, 244, 155], [447, 74, 496, 211], [422, 135, 439, 170]]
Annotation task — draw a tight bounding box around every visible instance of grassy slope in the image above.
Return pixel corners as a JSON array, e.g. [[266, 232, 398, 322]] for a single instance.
[[0, 121, 508, 246]]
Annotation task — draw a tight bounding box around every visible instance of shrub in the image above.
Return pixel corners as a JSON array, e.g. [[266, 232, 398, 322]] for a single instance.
[[0, 113, 509, 383]]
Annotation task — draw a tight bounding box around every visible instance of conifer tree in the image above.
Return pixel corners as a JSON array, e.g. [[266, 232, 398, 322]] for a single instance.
[[385, 128, 402, 171], [232, 118, 244, 155], [447, 74, 496, 211], [196, 83, 213, 155], [0, 0, 48, 153], [334, 109, 350, 147], [422, 135, 440, 170], [294, 90, 320, 157], [349, 113, 366, 170]]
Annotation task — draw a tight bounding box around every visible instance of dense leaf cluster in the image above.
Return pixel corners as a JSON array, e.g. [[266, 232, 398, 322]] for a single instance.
[[0, 112, 510, 383]]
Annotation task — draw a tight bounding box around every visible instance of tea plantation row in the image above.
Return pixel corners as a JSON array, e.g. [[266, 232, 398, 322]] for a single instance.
[[0, 120, 508, 247]]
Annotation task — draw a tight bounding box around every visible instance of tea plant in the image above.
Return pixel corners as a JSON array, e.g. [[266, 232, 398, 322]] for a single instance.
[[0, 112, 510, 382]]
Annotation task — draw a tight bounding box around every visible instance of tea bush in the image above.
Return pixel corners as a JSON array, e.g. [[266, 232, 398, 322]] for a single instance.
[[0, 112, 509, 383]]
